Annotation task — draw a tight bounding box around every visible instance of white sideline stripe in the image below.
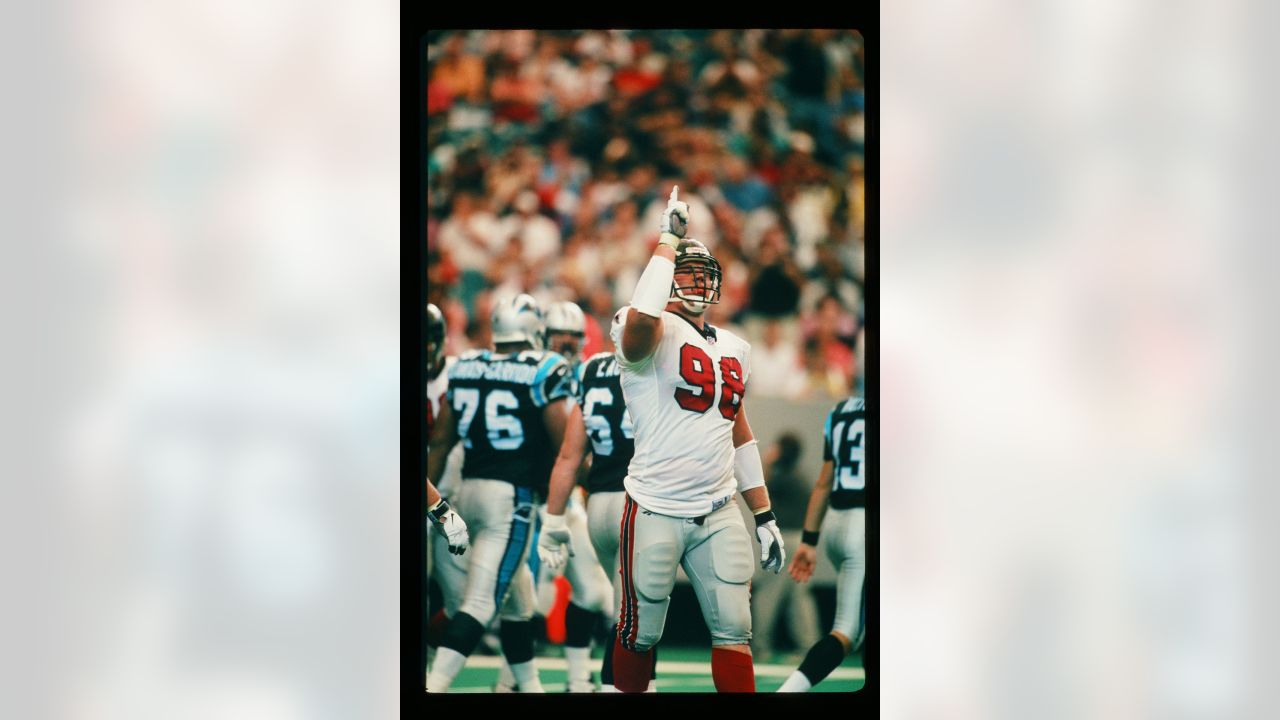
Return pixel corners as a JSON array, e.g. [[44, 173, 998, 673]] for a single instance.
[[452, 655, 864, 680]]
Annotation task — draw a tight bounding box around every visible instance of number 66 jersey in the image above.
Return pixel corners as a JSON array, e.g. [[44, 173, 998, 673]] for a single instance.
[[609, 307, 751, 518]]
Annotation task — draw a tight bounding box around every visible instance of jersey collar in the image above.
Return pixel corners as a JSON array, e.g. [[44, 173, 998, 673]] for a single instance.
[[672, 311, 717, 342]]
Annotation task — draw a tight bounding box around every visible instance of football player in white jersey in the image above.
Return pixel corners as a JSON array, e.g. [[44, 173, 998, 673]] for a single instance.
[[778, 397, 867, 692], [540, 187, 785, 693], [426, 303, 469, 654]]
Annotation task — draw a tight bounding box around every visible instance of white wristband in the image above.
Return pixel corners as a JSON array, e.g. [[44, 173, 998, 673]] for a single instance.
[[631, 255, 675, 318], [735, 439, 765, 493]]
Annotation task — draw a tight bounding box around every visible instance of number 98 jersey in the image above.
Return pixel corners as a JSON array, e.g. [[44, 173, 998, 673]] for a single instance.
[[446, 349, 575, 494], [824, 397, 866, 509], [610, 307, 751, 518], [575, 352, 635, 494]]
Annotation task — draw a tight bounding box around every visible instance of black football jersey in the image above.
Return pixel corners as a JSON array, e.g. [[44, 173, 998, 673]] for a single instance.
[[446, 349, 574, 494], [823, 397, 866, 509], [576, 352, 634, 494]]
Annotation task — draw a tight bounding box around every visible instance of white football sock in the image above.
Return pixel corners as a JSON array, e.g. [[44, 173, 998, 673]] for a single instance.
[[565, 646, 593, 683], [425, 648, 467, 693], [510, 660, 545, 692], [777, 671, 812, 692], [600, 684, 621, 693]]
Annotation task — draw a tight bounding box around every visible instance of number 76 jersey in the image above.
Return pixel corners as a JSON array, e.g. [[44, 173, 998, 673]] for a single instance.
[[824, 397, 867, 509], [610, 307, 751, 518], [446, 348, 575, 492]]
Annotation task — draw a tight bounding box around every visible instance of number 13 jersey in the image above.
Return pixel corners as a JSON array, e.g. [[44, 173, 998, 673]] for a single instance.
[[824, 397, 867, 509], [610, 307, 751, 517]]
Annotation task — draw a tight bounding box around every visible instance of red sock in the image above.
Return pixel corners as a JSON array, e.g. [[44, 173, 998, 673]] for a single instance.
[[612, 634, 653, 693], [426, 609, 449, 648], [546, 575, 572, 644], [711, 647, 756, 693]]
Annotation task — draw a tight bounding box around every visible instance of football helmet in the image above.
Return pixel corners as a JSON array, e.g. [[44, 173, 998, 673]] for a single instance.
[[491, 293, 544, 349], [670, 238, 722, 314], [427, 302, 446, 375], [542, 301, 586, 361]]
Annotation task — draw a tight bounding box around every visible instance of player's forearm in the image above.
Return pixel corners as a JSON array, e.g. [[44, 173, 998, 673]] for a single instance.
[[652, 242, 676, 263], [802, 463, 835, 536], [427, 479, 441, 507], [741, 485, 772, 514], [545, 453, 580, 516], [801, 487, 830, 535], [575, 455, 592, 486], [426, 433, 456, 484]]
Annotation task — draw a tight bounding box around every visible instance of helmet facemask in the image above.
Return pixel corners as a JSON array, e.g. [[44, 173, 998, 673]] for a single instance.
[[671, 242, 722, 315], [542, 301, 586, 361]]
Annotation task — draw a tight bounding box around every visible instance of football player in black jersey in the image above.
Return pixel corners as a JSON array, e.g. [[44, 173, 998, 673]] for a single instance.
[[425, 294, 575, 693], [779, 397, 866, 691], [539, 342, 662, 692]]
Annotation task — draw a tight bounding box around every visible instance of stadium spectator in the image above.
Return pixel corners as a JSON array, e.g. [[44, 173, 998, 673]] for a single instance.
[[800, 336, 850, 401], [426, 29, 864, 380], [499, 190, 561, 270], [748, 320, 807, 400], [748, 225, 805, 320]]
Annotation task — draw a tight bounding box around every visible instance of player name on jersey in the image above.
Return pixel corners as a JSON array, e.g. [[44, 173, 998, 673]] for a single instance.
[[449, 357, 541, 384], [447, 349, 574, 495]]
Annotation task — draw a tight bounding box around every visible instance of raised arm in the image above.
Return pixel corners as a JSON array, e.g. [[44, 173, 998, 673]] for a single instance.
[[620, 186, 688, 362]]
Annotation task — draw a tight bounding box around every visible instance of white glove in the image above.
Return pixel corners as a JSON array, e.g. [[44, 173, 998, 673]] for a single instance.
[[660, 185, 689, 240], [754, 511, 786, 574], [429, 499, 469, 555], [537, 509, 575, 573]]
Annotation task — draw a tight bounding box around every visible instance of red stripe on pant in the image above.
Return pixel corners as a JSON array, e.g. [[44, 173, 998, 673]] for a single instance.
[[625, 498, 639, 648], [619, 495, 639, 650]]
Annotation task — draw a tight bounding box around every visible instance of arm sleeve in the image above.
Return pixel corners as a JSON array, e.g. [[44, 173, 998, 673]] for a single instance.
[[823, 407, 835, 461], [533, 355, 574, 407]]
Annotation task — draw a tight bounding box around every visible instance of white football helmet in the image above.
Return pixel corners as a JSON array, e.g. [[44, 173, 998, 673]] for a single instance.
[[491, 293, 544, 349], [542, 301, 586, 363]]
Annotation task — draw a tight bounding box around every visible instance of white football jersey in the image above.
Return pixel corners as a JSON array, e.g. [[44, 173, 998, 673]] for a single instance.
[[427, 357, 462, 498], [610, 307, 751, 517]]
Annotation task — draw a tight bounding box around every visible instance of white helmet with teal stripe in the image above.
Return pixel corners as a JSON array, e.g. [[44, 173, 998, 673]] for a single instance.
[[491, 293, 544, 349]]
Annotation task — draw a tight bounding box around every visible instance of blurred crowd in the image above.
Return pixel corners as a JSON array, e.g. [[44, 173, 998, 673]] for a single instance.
[[426, 29, 865, 399]]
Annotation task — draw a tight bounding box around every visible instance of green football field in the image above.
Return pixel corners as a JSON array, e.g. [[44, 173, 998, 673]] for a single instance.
[[438, 645, 864, 693]]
